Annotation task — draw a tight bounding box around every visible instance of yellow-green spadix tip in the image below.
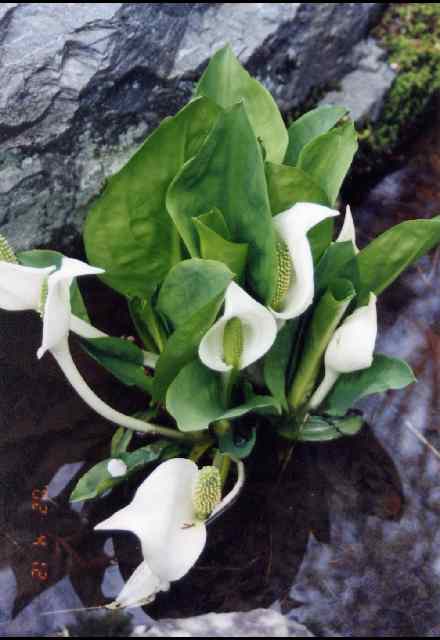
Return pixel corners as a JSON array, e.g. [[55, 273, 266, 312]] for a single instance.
[[223, 316, 243, 369], [192, 466, 221, 521], [271, 239, 293, 312], [0, 235, 17, 264], [37, 278, 49, 319]]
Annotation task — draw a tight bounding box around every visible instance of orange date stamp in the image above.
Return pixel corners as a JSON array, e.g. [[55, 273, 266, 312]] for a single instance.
[[31, 486, 49, 582]]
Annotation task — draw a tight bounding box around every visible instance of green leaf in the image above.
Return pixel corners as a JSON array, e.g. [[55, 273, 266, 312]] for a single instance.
[[348, 216, 440, 303], [323, 354, 416, 416], [70, 440, 176, 502], [70, 280, 90, 323], [263, 320, 298, 411], [309, 220, 336, 264], [110, 427, 133, 456], [193, 217, 248, 283], [17, 249, 90, 322], [84, 97, 221, 299], [296, 414, 364, 442], [196, 209, 231, 239], [196, 45, 288, 163], [297, 121, 358, 206], [263, 163, 334, 262], [316, 240, 357, 294], [166, 359, 280, 432], [17, 249, 62, 270], [129, 298, 166, 353], [81, 337, 153, 394], [167, 102, 276, 304], [157, 259, 233, 328], [152, 294, 225, 401], [288, 279, 355, 411], [285, 105, 348, 166], [265, 162, 330, 214], [217, 426, 256, 459]]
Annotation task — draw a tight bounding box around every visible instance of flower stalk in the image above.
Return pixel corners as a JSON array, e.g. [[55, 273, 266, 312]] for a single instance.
[[51, 341, 191, 442]]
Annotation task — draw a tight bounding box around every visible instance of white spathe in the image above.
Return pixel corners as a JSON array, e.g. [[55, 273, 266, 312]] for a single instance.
[[107, 459, 128, 478], [0, 262, 55, 311], [270, 202, 339, 320], [336, 205, 359, 254], [95, 458, 208, 608], [0, 255, 104, 350], [309, 293, 378, 409], [38, 257, 104, 359], [0, 253, 175, 439], [198, 281, 277, 372]]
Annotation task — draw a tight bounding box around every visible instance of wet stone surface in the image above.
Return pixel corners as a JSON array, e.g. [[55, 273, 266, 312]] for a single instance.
[[0, 114, 440, 635]]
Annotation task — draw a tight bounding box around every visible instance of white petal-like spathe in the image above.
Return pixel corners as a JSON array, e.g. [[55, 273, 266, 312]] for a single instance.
[[0, 262, 55, 311], [336, 205, 359, 253], [325, 293, 377, 374], [107, 458, 128, 478], [38, 270, 72, 359], [95, 458, 207, 583], [270, 203, 339, 320], [309, 293, 377, 409], [38, 257, 104, 359], [198, 281, 277, 372], [111, 561, 170, 609]]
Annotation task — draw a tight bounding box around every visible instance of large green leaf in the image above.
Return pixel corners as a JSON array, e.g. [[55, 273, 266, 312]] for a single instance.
[[193, 217, 248, 283], [167, 102, 276, 304], [70, 440, 180, 502], [157, 259, 233, 328], [84, 97, 221, 299], [265, 162, 330, 215], [196, 45, 288, 163], [263, 320, 298, 411], [81, 337, 153, 394], [323, 354, 416, 416], [166, 359, 280, 432], [288, 279, 355, 411], [285, 105, 348, 166], [297, 121, 358, 206], [348, 216, 440, 303], [152, 294, 226, 401]]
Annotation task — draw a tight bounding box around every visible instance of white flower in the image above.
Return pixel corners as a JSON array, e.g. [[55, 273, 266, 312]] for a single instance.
[[37, 257, 105, 359], [309, 293, 378, 409], [199, 281, 277, 372], [107, 459, 128, 478], [269, 203, 340, 320], [0, 255, 104, 354], [95, 457, 245, 609], [0, 248, 175, 439], [336, 205, 359, 253]]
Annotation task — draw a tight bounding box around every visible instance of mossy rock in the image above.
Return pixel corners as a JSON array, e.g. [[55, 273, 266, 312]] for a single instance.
[[356, 3, 440, 177]]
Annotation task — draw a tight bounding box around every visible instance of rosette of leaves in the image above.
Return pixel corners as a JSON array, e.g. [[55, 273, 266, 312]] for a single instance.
[[71, 45, 440, 501]]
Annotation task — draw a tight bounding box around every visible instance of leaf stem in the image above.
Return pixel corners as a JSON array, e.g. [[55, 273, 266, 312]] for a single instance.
[[70, 314, 158, 369]]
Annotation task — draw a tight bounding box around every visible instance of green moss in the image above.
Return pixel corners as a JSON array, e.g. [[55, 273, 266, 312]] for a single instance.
[[357, 3, 440, 172]]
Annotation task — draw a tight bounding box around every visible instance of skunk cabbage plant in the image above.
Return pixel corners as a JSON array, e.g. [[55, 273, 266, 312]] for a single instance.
[[0, 45, 438, 607]]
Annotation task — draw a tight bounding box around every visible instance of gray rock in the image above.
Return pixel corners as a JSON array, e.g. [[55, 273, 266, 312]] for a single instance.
[[0, 3, 385, 252], [132, 609, 314, 637], [320, 38, 396, 123]]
